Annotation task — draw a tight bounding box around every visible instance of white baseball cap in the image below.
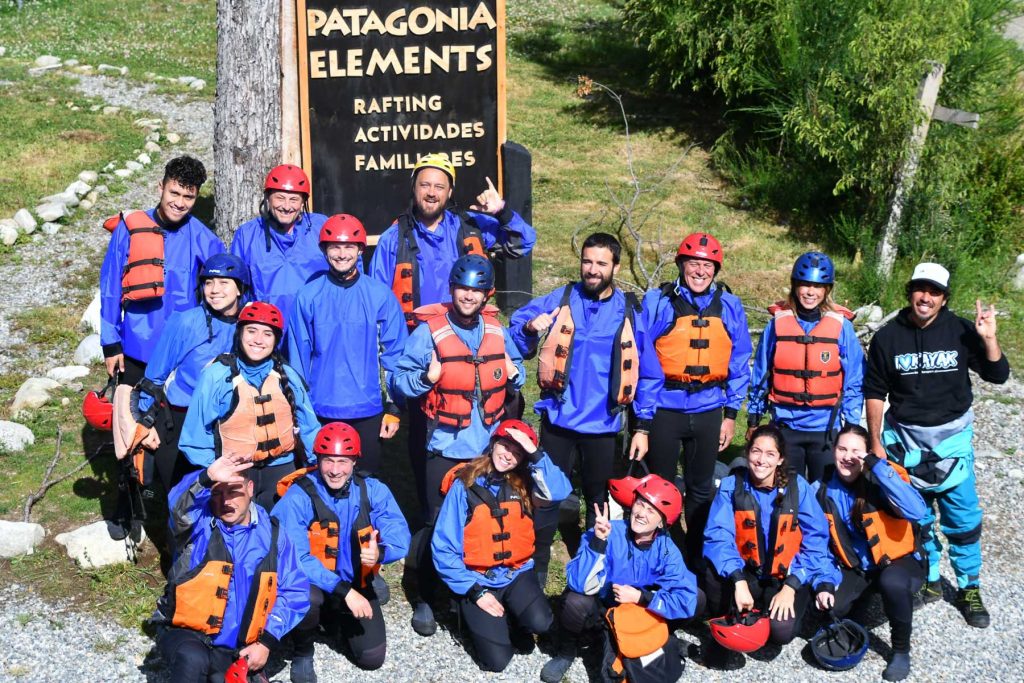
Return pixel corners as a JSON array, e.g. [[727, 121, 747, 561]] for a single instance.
[[909, 262, 950, 293]]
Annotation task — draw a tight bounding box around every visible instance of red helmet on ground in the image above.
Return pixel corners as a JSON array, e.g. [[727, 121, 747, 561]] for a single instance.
[[709, 610, 770, 653], [224, 657, 248, 683], [634, 474, 683, 526], [313, 422, 361, 458], [491, 419, 539, 450], [238, 301, 284, 334], [82, 377, 116, 431], [264, 164, 309, 195], [608, 460, 653, 508], [319, 214, 367, 247], [676, 232, 723, 270]]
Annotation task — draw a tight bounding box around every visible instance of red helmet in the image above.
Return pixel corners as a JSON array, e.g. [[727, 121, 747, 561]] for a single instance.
[[238, 301, 284, 333], [634, 474, 683, 526], [492, 419, 539, 450], [676, 232, 723, 269], [709, 610, 770, 653], [82, 377, 116, 431], [224, 657, 248, 683], [608, 460, 653, 508], [314, 422, 362, 458], [320, 214, 367, 247], [264, 164, 309, 195]]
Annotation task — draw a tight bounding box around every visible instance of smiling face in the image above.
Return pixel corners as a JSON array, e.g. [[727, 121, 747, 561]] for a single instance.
[[267, 190, 305, 227], [794, 281, 828, 311], [491, 439, 524, 473], [450, 284, 487, 319], [239, 323, 276, 362], [747, 435, 784, 488], [156, 179, 198, 225], [579, 246, 619, 298], [629, 496, 664, 537], [907, 282, 947, 328], [202, 277, 242, 316], [679, 257, 716, 294], [211, 479, 254, 526], [834, 431, 869, 483], [324, 242, 362, 275], [319, 454, 356, 491], [413, 167, 452, 226]]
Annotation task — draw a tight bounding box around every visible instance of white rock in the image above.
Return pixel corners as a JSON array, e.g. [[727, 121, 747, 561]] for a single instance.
[[119, 66, 129, 76], [137, 153, 151, 165], [40, 191, 79, 208], [80, 290, 101, 334], [97, 63, 121, 74], [144, 72, 157, 80], [70, 105, 80, 111], [55, 521, 146, 569], [144, 141, 162, 154], [35, 202, 70, 222], [165, 132, 181, 144], [189, 79, 206, 91], [79, 199, 94, 211], [85, 191, 99, 203], [46, 365, 90, 385], [11, 377, 62, 415], [0, 223, 18, 246], [90, 104, 102, 112], [41, 222, 60, 236], [1014, 254, 1024, 291], [27, 65, 61, 76], [74, 64, 94, 74], [0, 421, 35, 453], [13, 208, 37, 232], [102, 105, 120, 116], [0, 521, 45, 558], [78, 170, 98, 184], [145, 132, 160, 142], [125, 160, 143, 172], [178, 75, 197, 85], [34, 55, 62, 68], [63, 58, 79, 67], [94, 184, 109, 195], [1009, 468, 1024, 481], [0, 47, 6, 57], [113, 168, 133, 179], [66, 180, 91, 196], [73, 334, 104, 365]]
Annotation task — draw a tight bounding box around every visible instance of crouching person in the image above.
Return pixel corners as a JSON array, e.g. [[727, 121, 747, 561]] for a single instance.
[[431, 420, 571, 672], [156, 453, 309, 681], [273, 422, 411, 679], [542, 475, 701, 683]]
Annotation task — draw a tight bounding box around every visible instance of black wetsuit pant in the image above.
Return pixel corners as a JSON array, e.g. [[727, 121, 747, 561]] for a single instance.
[[157, 628, 238, 683], [779, 426, 837, 484], [829, 555, 924, 653], [292, 585, 387, 670], [409, 450, 465, 605]]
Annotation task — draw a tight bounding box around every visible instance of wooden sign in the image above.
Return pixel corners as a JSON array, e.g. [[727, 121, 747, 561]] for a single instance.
[[291, 1, 506, 242]]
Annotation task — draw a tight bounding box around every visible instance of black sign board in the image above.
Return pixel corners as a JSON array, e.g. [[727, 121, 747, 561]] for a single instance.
[[295, 1, 506, 241]]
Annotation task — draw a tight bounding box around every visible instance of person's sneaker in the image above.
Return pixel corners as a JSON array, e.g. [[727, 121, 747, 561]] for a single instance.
[[954, 587, 991, 628], [372, 574, 390, 606], [290, 655, 318, 683], [540, 654, 574, 683], [882, 652, 911, 681], [411, 601, 437, 636]]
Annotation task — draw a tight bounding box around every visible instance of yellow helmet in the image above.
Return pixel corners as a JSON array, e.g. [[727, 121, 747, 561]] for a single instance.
[[412, 153, 456, 186]]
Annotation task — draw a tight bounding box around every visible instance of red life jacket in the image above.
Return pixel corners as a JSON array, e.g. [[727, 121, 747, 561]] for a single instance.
[[415, 303, 509, 429], [167, 518, 279, 647], [654, 285, 732, 392], [439, 464, 536, 572], [732, 472, 802, 579], [104, 211, 165, 303], [390, 210, 486, 328], [767, 303, 853, 408], [214, 355, 297, 463], [537, 284, 640, 410], [817, 463, 919, 570], [276, 470, 379, 588]]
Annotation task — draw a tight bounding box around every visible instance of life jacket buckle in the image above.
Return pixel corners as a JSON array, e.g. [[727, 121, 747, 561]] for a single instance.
[[691, 319, 710, 328], [689, 339, 710, 349], [254, 394, 272, 405], [493, 532, 511, 541], [554, 345, 569, 359], [493, 550, 513, 561], [742, 518, 757, 529]]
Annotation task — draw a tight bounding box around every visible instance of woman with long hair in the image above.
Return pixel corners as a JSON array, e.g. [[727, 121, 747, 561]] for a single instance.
[[431, 419, 571, 673], [813, 424, 927, 681], [699, 424, 831, 669]]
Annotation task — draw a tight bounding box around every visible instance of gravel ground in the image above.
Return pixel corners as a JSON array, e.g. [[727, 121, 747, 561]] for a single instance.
[[1, 72, 1023, 682]]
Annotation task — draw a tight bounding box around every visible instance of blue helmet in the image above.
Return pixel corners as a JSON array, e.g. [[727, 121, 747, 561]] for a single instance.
[[810, 618, 868, 671], [792, 251, 835, 285], [200, 253, 250, 293], [449, 254, 494, 291]]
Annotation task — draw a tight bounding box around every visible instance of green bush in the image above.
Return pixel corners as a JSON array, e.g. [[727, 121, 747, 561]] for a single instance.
[[625, 0, 1024, 271]]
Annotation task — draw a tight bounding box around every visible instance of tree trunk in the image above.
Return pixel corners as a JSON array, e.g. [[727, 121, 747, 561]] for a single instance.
[[214, 0, 283, 240]]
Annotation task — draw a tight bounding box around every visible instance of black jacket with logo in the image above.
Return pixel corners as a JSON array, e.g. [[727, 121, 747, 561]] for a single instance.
[[864, 307, 1010, 427]]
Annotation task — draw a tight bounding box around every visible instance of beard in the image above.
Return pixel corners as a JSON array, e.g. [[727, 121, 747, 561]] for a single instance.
[[581, 271, 614, 297]]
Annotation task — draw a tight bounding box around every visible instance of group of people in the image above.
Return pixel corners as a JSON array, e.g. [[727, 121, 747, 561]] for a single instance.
[[89, 152, 1009, 682]]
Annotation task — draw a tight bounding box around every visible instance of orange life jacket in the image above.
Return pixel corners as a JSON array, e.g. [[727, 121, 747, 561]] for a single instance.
[[104, 211, 165, 303], [277, 470, 380, 588], [391, 211, 486, 328], [817, 463, 919, 570], [732, 472, 802, 579], [537, 285, 640, 410], [440, 464, 535, 572], [768, 304, 853, 408], [167, 518, 279, 647], [214, 355, 296, 463], [654, 284, 732, 392]]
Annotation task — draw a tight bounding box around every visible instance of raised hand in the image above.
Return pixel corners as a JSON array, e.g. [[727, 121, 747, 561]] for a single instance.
[[975, 299, 998, 341], [593, 502, 612, 541], [526, 307, 561, 335], [360, 531, 380, 567], [207, 452, 252, 484], [503, 427, 538, 455], [426, 350, 442, 384], [469, 176, 505, 215]]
